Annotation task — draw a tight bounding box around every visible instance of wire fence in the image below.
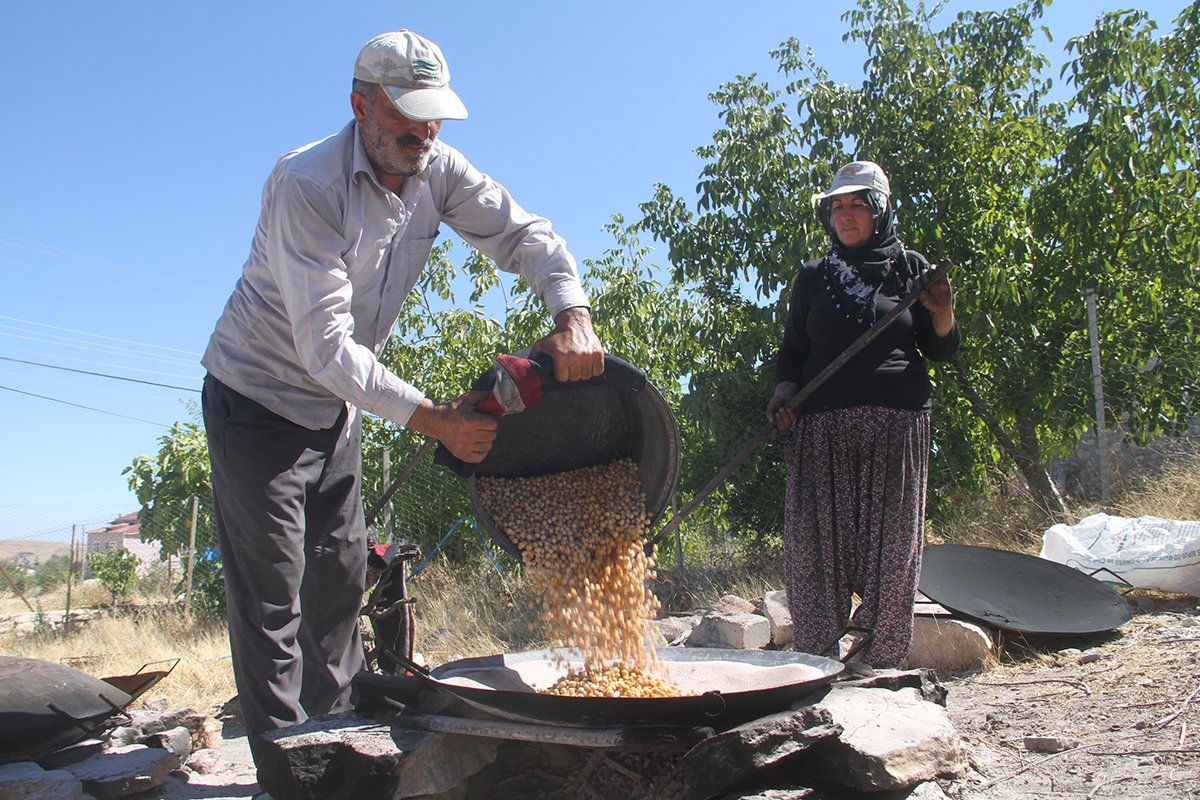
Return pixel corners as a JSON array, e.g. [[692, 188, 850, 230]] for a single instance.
[[1, 383, 793, 622], [5, 389, 1194, 624], [357, 383, 793, 576]]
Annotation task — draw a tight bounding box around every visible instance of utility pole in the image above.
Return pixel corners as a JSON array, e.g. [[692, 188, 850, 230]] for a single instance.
[[65, 524, 76, 635], [184, 496, 198, 622]]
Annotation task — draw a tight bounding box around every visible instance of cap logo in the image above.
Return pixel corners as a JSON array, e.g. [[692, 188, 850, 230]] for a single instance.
[[412, 57, 442, 81], [838, 165, 858, 177]]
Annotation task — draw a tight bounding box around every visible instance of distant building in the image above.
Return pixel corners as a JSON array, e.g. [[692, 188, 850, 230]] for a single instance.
[[83, 512, 166, 579]]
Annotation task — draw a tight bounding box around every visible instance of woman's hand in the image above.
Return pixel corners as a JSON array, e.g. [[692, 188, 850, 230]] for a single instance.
[[917, 269, 956, 337], [767, 381, 801, 434]]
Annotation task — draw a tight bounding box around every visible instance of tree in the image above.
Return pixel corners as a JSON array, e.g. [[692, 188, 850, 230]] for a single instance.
[[87, 547, 138, 605], [32, 554, 75, 592], [640, 0, 1200, 518], [124, 420, 221, 611], [0, 559, 30, 595]]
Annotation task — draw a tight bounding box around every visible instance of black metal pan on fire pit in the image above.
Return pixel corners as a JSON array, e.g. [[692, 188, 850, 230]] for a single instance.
[[386, 646, 844, 729]]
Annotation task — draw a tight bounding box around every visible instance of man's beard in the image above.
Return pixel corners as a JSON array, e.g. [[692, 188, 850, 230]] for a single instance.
[[362, 127, 434, 178]]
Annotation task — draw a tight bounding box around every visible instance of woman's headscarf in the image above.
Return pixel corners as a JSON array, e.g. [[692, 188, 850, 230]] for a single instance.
[[813, 161, 905, 325]]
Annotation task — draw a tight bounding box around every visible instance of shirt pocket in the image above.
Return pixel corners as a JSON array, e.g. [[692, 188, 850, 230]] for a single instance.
[[399, 235, 437, 297], [376, 235, 438, 347]]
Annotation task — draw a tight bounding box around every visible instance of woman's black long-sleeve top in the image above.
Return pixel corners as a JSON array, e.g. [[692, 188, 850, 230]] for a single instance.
[[776, 249, 960, 416]]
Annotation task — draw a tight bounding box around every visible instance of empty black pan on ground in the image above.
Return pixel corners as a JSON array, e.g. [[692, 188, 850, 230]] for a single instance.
[[918, 544, 1132, 635]]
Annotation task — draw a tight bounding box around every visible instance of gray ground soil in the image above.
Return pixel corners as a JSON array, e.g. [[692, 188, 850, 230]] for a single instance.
[[936, 592, 1200, 799]]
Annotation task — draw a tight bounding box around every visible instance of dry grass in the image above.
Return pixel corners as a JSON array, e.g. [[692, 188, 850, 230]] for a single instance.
[[4, 450, 1197, 718], [1111, 449, 1200, 521], [928, 448, 1200, 554], [407, 559, 544, 663]]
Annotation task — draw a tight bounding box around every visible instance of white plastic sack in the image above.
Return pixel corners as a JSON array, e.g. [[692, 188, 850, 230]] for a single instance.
[[1040, 513, 1200, 596]]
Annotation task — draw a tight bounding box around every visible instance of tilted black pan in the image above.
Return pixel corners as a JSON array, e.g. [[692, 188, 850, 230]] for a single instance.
[[918, 544, 1132, 635], [394, 646, 843, 728]]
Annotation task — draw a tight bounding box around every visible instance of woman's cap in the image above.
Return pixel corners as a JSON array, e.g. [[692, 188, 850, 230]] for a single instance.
[[354, 31, 468, 122], [816, 161, 891, 199]]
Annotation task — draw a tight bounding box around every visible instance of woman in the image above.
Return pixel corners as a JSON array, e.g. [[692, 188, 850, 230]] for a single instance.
[[767, 160, 959, 668]]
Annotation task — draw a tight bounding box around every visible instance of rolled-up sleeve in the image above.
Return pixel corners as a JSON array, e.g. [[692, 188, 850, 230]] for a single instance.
[[436, 150, 589, 318]]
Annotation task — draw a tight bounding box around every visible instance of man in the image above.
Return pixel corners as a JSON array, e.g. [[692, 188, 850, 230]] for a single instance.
[[200, 30, 604, 754]]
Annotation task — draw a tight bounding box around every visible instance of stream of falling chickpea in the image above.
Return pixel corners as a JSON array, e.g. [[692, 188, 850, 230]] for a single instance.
[[476, 459, 683, 698]]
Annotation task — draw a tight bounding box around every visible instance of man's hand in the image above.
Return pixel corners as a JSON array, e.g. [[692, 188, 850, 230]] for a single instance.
[[407, 391, 498, 463], [766, 381, 801, 434], [531, 306, 605, 382]]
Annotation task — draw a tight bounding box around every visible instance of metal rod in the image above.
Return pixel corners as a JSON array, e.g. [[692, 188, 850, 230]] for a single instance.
[[385, 707, 712, 750], [650, 261, 952, 546], [366, 437, 437, 528], [0, 562, 34, 613]]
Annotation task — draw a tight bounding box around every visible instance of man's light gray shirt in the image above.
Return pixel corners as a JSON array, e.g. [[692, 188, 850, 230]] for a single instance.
[[202, 121, 589, 430]]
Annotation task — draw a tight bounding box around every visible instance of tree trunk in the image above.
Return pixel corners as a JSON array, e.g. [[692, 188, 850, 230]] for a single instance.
[[950, 356, 1067, 519], [1013, 409, 1068, 519]]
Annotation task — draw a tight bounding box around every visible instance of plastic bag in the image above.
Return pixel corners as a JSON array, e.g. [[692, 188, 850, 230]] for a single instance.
[[1040, 513, 1200, 596]]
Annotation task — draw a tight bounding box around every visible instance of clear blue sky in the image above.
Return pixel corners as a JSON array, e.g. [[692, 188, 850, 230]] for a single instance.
[[0, 0, 1185, 538]]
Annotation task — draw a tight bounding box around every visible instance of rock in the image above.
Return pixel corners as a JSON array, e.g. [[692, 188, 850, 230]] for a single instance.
[[62, 743, 182, 799], [35, 740, 107, 769], [141, 695, 170, 712], [872, 782, 954, 799], [109, 708, 212, 751], [805, 686, 969, 792], [686, 613, 771, 650], [195, 716, 225, 751], [906, 616, 994, 674], [255, 710, 499, 800], [656, 615, 700, 646], [141, 726, 192, 760], [183, 748, 227, 774], [717, 789, 817, 799], [1024, 735, 1080, 753], [0, 761, 86, 799], [761, 591, 793, 648], [829, 668, 949, 707], [711, 595, 758, 615], [681, 706, 840, 800]]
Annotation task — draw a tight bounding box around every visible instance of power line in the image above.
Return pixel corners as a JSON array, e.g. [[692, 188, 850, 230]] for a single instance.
[[0, 331, 200, 371], [0, 315, 203, 357], [0, 233, 221, 296], [0, 355, 200, 393], [0, 344, 199, 381], [0, 384, 170, 427]]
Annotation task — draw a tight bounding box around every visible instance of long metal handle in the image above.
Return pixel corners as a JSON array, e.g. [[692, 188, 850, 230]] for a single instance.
[[650, 261, 952, 547], [365, 437, 437, 528]]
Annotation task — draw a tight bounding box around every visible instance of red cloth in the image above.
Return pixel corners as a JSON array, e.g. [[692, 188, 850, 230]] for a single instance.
[[477, 355, 545, 416]]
